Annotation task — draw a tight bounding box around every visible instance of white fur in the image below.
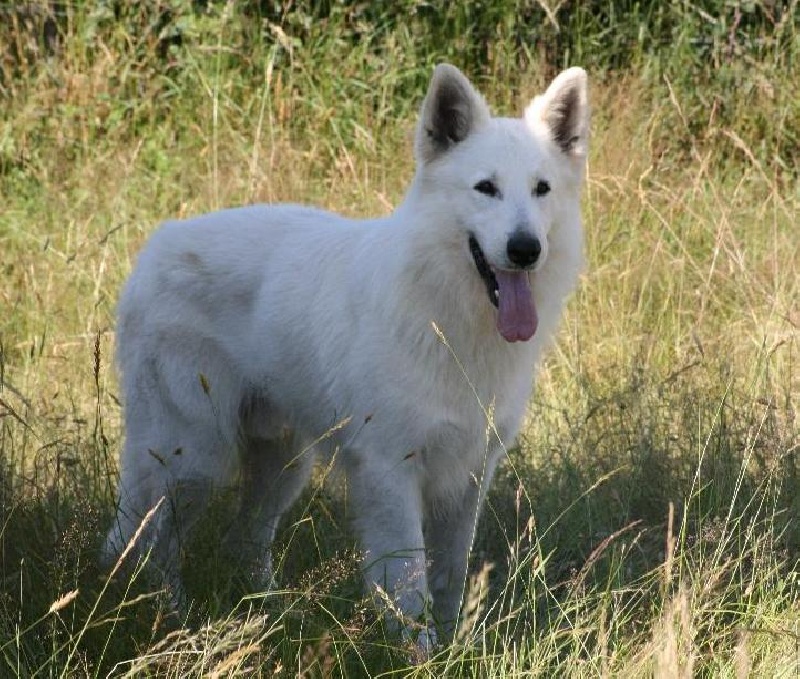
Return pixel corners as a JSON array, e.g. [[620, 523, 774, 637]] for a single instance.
[[104, 64, 589, 644]]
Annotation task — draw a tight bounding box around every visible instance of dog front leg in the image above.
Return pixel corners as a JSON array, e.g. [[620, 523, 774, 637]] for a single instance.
[[426, 455, 499, 641], [425, 482, 481, 641], [347, 462, 434, 648]]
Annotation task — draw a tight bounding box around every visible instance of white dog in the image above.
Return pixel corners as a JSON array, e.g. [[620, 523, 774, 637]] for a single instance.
[[104, 63, 589, 646]]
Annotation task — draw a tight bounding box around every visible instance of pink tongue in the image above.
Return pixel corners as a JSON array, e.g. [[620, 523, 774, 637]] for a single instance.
[[495, 270, 538, 342]]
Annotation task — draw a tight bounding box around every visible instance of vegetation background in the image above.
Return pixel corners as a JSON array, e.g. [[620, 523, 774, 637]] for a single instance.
[[0, 0, 797, 675]]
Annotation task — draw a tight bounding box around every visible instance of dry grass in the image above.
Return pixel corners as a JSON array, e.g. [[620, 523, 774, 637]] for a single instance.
[[0, 3, 798, 675]]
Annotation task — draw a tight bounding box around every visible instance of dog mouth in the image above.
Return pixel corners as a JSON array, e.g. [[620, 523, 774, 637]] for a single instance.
[[468, 235, 539, 343], [469, 236, 499, 308]]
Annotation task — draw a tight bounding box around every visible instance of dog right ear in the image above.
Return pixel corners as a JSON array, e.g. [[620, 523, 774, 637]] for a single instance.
[[415, 64, 490, 164], [526, 67, 590, 159]]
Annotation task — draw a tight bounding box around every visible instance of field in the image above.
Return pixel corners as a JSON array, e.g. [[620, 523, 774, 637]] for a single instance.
[[1, 2, 798, 676]]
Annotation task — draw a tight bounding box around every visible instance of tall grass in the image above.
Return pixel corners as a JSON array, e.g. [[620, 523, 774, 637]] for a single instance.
[[1, 1, 798, 675]]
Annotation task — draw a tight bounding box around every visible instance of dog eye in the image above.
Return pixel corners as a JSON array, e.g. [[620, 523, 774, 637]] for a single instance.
[[474, 179, 500, 198], [533, 180, 551, 197]]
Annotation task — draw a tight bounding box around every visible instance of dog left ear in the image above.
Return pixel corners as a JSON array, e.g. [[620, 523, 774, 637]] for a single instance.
[[415, 64, 491, 164], [526, 67, 590, 158]]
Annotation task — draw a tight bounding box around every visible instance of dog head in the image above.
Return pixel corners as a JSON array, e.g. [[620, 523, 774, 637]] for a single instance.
[[412, 64, 589, 342]]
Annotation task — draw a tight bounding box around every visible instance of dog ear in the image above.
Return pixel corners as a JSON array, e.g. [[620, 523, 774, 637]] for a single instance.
[[415, 64, 491, 164], [526, 67, 589, 158]]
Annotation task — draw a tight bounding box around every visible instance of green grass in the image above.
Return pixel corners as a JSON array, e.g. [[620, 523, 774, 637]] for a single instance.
[[1, 2, 798, 676]]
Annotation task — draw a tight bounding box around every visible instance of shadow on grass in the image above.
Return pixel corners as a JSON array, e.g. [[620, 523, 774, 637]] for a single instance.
[[0, 359, 796, 674]]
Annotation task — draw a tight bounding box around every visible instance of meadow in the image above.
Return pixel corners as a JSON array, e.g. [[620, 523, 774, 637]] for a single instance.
[[0, 1, 797, 675]]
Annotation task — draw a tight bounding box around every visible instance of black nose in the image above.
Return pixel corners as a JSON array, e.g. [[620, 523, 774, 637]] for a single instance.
[[507, 232, 541, 267]]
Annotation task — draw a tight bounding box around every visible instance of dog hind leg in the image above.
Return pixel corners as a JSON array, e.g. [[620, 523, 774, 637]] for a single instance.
[[226, 432, 316, 588], [104, 339, 241, 610]]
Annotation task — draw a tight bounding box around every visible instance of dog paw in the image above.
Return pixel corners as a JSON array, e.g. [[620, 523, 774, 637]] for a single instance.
[[403, 624, 438, 664]]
